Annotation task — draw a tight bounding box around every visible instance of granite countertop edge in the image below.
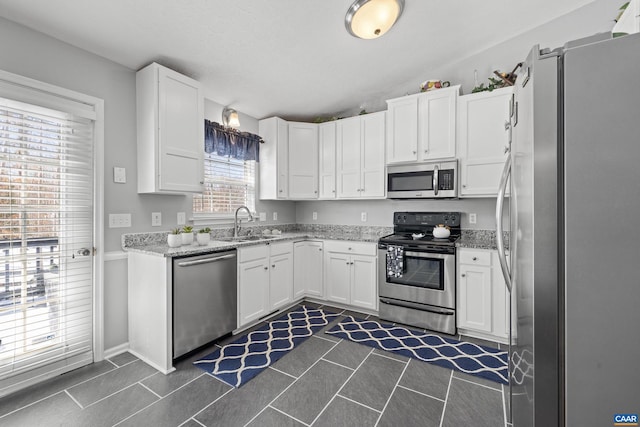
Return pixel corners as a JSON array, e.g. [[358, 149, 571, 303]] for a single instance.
[[124, 232, 382, 258]]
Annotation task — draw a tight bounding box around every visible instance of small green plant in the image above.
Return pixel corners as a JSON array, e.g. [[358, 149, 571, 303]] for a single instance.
[[170, 228, 181, 235], [198, 227, 211, 234], [181, 225, 193, 233]]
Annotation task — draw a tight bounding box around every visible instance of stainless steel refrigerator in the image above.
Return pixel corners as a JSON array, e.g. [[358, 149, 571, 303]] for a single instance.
[[495, 32, 640, 426]]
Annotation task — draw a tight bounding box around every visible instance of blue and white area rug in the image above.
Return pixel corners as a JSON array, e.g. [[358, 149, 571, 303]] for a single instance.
[[326, 316, 509, 384], [194, 306, 338, 387]]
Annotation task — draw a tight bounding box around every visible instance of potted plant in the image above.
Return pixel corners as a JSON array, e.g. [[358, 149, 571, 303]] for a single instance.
[[197, 227, 211, 246], [167, 228, 181, 248], [181, 225, 194, 246]]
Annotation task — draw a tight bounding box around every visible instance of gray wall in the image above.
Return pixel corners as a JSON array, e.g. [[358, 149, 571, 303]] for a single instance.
[[296, 198, 505, 230]]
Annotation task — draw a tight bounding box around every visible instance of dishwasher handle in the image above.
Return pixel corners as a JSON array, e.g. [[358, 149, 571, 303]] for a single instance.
[[177, 253, 236, 267]]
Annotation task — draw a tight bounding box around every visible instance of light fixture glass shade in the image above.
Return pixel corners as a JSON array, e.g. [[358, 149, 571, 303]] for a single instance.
[[222, 107, 240, 128], [345, 0, 404, 39]]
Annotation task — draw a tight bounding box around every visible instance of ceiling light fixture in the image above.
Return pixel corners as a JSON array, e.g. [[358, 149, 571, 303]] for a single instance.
[[222, 107, 240, 128], [345, 0, 405, 40]]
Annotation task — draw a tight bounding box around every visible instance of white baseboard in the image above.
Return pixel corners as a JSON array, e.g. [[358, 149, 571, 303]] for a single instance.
[[103, 342, 130, 360]]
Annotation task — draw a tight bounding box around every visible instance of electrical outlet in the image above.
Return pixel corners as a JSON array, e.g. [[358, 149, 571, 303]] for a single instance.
[[152, 212, 162, 227], [312, 212, 318, 220], [273, 212, 278, 221], [259, 212, 266, 221], [361, 212, 367, 222], [177, 212, 186, 225], [108, 213, 131, 228], [469, 213, 477, 224], [113, 167, 126, 184]]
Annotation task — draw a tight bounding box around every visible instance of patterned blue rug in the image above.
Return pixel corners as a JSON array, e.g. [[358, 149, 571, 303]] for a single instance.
[[194, 306, 338, 387], [326, 316, 509, 384]]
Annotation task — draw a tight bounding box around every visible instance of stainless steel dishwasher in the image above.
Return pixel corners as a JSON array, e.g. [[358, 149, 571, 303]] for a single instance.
[[172, 249, 237, 358]]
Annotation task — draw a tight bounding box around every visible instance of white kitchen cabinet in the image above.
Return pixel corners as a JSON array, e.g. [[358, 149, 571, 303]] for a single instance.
[[288, 122, 319, 199], [318, 122, 337, 199], [336, 112, 385, 199], [457, 248, 514, 343], [293, 240, 324, 299], [386, 86, 459, 164], [457, 87, 513, 197], [238, 241, 293, 327], [136, 62, 204, 194], [323, 241, 377, 311], [258, 117, 289, 199]]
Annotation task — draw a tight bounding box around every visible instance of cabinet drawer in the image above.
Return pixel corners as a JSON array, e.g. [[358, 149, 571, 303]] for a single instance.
[[269, 241, 293, 257], [459, 249, 492, 266], [238, 245, 269, 263], [324, 240, 376, 256]]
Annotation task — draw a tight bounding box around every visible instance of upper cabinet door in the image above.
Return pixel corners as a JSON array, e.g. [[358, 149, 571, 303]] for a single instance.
[[360, 112, 386, 198], [457, 87, 513, 197], [137, 63, 204, 194], [288, 122, 318, 199], [258, 117, 289, 200], [336, 116, 362, 198], [386, 96, 418, 164], [419, 86, 458, 160], [318, 122, 337, 199]]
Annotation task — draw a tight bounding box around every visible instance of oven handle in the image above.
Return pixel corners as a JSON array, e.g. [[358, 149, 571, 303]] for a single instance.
[[379, 298, 454, 316], [433, 164, 439, 196], [404, 251, 451, 260]]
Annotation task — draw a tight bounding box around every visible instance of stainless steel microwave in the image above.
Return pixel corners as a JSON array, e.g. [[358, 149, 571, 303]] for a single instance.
[[387, 161, 458, 199]]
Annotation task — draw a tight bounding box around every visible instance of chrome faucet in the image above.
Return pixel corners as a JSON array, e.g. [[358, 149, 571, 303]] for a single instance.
[[234, 206, 254, 238]]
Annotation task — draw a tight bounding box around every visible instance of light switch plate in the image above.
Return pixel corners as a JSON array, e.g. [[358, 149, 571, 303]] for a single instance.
[[177, 212, 186, 225], [152, 212, 162, 227], [259, 212, 266, 221], [113, 167, 126, 184], [109, 214, 131, 228], [312, 212, 318, 220], [273, 212, 278, 221], [469, 213, 477, 224], [361, 212, 367, 222]]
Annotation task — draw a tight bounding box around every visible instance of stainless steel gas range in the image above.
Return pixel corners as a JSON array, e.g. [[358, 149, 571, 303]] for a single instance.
[[378, 212, 460, 335]]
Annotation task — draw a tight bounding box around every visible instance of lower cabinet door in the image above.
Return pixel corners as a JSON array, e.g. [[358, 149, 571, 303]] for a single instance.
[[293, 241, 324, 299], [458, 264, 492, 333], [350, 255, 377, 310], [238, 259, 269, 326], [324, 251, 350, 304], [269, 253, 293, 311]]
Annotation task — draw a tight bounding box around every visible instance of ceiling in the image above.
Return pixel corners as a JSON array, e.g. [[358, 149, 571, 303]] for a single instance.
[[0, 0, 608, 121]]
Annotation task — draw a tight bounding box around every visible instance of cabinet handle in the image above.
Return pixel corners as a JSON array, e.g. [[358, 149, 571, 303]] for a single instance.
[[424, 150, 428, 154], [461, 273, 466, 277], [462, 184, 467, 188], [279, 189, 283, 193], [319, 248, 322, 251], [272, 264, 276, 268], [314, 190, 318, 193], [412, 151, 417, 154], [264, 266, 268, 270], [199, 181, 204, 185], [504, 146, 510, 154], [473, 257, 478, 261], [332, 190, 336, 193], [346, 262, 350, 265], [348, 247, 352, 250]]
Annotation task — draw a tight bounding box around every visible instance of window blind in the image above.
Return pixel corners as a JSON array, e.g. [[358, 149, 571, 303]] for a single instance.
[[0, 96, 95, 385], [193, 152, 256, 215]]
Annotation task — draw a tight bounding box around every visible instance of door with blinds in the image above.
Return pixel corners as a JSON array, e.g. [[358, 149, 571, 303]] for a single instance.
[[0, 78, 98, 394]]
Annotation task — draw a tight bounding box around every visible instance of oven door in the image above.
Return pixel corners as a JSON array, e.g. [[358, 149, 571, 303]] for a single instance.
[[378, 248, 455, 309]]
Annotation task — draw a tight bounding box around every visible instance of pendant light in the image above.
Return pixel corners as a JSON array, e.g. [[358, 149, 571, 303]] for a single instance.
[[222, 107, 240, 128], [345, 0, 405, 39]]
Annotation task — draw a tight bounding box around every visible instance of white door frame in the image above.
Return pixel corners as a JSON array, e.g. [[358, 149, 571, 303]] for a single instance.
[[0, 68, 105, 362]]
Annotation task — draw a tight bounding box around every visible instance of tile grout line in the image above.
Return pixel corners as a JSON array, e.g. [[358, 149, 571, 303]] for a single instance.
[[267, 404, 311, 426], [190, 386, 234, 424], [312, 333, 339, 344], [502, 383, 509, 427], [80, 371, 159, 410], [267, 366, 298, 379], [0, 390, 69, 420], [451, 374, 503, 392], [308, 347, 376, 427], [369, 350, 409, 365], [373, 355, 410, 427], [335, 393, 382, 413], [64, 389, 84, 409], [106, 358, 119, 368], [318, 357, 355, 371], [137, 381, 163, 400], [438, 370, 454, 427], [396, 384, 446, 403], [112, 372, 207, 426], [241, 339, 341, 427]]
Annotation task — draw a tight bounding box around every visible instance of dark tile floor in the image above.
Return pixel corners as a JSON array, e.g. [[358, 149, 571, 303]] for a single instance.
[[0, 303, 510, 427]]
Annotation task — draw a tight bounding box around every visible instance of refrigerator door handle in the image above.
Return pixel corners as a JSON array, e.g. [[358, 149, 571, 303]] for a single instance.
[[496, 154, 512, 293]]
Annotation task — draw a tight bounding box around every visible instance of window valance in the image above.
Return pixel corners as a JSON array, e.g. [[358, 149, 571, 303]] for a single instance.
[[204, 119, 262, 162]]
